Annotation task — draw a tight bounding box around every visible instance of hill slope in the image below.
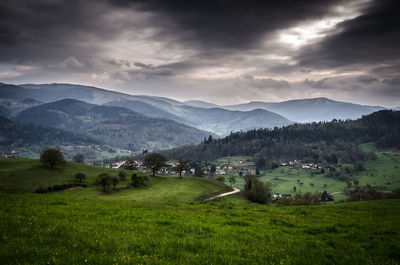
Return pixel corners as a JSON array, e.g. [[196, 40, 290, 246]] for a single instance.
[[224, 97, 385, 122], [163, 110, 400, 161], [0, 115, 101, 155], [0, 158, 230, 200], [102, 99, 185, 123], [15, 99, 208, 150], [168, 106, 292, 135]]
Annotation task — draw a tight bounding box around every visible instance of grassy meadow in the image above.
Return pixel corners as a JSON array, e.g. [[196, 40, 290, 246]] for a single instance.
[[1, 191, 400, 265], [0, 158, 230, 202], [221, 143, 400, 201], [1, 157, 400, 264]]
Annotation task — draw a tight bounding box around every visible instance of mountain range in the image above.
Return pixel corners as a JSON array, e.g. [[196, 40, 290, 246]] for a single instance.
[[223, 97, 385, 123], [0, 83, 292, 135], [0, 82, 393, 159]]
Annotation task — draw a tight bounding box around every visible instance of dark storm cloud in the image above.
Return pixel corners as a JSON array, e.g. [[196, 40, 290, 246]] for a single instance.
[[110, 0, 346, 50], [0, 0, 353, 69], [297, 0, 400, 71], [0, 0, 138, 64]]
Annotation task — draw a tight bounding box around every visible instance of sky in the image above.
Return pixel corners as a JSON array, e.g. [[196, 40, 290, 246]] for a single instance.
[[0, 0, 399, 107]]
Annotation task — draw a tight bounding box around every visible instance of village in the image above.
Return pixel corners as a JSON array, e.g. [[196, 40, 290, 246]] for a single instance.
[[108, 156, 323, 180]]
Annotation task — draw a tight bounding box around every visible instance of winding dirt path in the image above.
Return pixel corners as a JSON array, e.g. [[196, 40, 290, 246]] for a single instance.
[[206, 188, 241, 201]]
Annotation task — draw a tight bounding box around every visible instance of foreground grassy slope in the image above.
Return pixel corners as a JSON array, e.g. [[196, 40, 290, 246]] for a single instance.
[[0, 158, 230, 202], [0, 158, 119, 191], [1, 191, 399, 265], [64, 176, 230, 202]]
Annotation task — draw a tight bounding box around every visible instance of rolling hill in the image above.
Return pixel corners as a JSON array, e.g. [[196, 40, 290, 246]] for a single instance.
[[0, 158, 230, 199], [172, 106, 292, 135], [0, 97, 42, 118], [15, 99, 209, 151], [102, 99, 185, 123], [224, 97, 385, 122], [0, 115, 101, 155]]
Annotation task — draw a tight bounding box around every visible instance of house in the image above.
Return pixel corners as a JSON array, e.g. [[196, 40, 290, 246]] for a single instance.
[[273, 193, 283, 200], [111, 160, 127, 169]]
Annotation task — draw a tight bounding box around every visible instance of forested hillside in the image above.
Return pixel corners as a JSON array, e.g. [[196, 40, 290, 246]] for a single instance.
[[164, 110, 400, 165], [0, 115, 101, 153], [15, 99, 209, 151]]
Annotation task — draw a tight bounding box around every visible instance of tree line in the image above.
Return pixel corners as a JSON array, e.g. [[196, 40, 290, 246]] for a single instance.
[[162, 110, 400, 166]]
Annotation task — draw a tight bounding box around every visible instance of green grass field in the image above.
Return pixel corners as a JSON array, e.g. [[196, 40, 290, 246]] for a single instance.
[[1, 157, 400, 264], [1, 191, 399, 265], [0, 158, 120, 191], [0, 158, 230, 202], [223, 143, 400, 201]]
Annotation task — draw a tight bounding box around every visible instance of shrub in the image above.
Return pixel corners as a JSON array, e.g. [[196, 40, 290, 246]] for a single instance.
[[35, 183, 86, 193], [243, 175, 272, 204], [111, 175, 120, 189], [131, 173, 145, 187], [72, 153, 85, 163], [74, 172, 86, 183], [96, 173, 112, 192], [216, 175, 225, 182]]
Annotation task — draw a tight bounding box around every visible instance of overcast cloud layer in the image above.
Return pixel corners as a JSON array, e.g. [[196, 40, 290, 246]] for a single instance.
[[0, 0, 399, 107]]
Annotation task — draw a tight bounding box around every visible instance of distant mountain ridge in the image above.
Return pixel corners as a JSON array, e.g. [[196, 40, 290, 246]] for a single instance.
[[1, 83, 293, 135], [223, 97, 385, 122], [0, 82, 388, 133], [15, 99, 209, 151], [183, 100, 220, 109]]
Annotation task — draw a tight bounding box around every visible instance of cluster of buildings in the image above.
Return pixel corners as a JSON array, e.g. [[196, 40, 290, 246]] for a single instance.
[[301, 163, 321, 170]]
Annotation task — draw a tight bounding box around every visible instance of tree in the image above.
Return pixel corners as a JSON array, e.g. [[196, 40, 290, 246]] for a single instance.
[[96, 173, 112, 192], [74, 172, 86, 183], [111, 175, 120, 189], [121, 159, 137, 170], [131, 173, 145, 187], [293, 186, 297, 192], [194, 165, 206, 178], [210, 164, 216, 173], [330, 153, 338, 164], [256, 168, 260, 176], [239, 171, 243, 177], [243, 175, 272, 204], [228, 176, 236, 187], [40, 148, 65, 169], [173, 159, 190, 178], [73, 153, 85, 163], [354, 161, 366, 172], [368, 150, 378, 160], [216, 175, 225, 182], [256, 157, 266, 169], [143, 153, 167, 176]]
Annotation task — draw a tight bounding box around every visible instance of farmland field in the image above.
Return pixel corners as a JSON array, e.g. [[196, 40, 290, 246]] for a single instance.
[[220, 143, 400, 201]]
